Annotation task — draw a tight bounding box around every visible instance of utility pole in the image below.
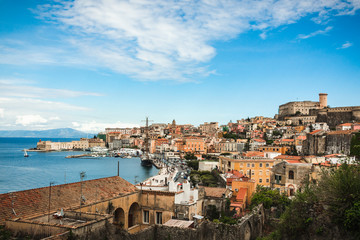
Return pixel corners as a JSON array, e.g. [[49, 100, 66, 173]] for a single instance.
[[79, 171, 86, 218], [48, 181, 55, 222]]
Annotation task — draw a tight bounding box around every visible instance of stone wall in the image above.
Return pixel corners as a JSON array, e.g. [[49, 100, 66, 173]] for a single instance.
[[302, 133, 326, 155], [99, 205, 265, 240], [325, 133, 353, 155], [316, 111, 354, 129]]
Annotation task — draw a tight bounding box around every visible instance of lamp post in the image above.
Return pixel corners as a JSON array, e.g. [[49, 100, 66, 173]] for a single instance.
[[79, 171, 86, 218]]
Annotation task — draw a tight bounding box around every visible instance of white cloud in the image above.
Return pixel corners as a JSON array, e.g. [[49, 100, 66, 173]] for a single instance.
[[297, 26, 333, 39], [0, 79, 101, 98], [33, 0, 360, 81], [16, 115, 48, 126], [259, 32, 267, 40], [72, 121, 139, 133], [0, 108, 4, 118], [337, 41, 353, 49]]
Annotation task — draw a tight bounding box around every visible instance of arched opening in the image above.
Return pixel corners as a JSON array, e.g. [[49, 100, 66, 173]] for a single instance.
[[114, 208, 125, 227], [244, 222, 252, 240], [288, 170, 294, 179], [128, 202, 140, 228], [288, 184, 295, 196]]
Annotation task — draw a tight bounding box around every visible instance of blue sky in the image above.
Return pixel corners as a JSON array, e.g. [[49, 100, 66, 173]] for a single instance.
[[0, 0, 359, 132]]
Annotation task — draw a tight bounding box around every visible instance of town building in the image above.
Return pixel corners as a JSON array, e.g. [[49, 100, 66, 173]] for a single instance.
[[219, 156, 275, 187], [270, 161, 312, 196]]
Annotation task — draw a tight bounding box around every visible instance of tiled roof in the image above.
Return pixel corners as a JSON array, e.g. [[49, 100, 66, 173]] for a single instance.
[[281, 139, 294, 142], [310, 130, 323, 135], [242, 151, 264, 157], [274, 155, 303, 161], [327, 130, 357, 135], [0, 176, 137, 224], [236, 188, 247, 202], [338, 123, 352, 126], [201, 187, 227, 198], [253, 139, 266, 143], [285, 160, 303, 164]]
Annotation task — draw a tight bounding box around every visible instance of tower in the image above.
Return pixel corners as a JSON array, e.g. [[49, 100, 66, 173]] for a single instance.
[[319, 93, 328, 109]]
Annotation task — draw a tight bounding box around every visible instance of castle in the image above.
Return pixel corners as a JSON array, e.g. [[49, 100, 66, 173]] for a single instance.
[[277, 93, 360, 128]]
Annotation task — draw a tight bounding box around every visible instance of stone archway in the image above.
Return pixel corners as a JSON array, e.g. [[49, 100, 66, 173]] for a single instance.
[[244, 222, 252, 240], [128, 202, 140, 228], [114, 207, 125, 227]]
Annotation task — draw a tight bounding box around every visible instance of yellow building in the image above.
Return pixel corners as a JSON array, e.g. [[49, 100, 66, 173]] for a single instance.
[[258, 146, 290, 154], [219, 156, 275, 187]]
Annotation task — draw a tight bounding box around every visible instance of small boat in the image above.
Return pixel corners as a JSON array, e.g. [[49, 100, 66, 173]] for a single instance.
[[24, 149, 29, 157]]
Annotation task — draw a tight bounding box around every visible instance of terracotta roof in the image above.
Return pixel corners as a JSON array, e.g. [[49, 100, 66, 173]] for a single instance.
[[296, 136, 307, 140], [281, 139, 294, 142], [274, 155, 303, 161], [253, 139, 266, 143], [0, 176, 137, 224], [242, 151, 264, 157], [201, 187, 227, 198], [236, 188, 247, 202], [310, 130, 323, 135], [338, 123, 352, 126], [285, 160, 302, 164], [327, 130, 357, 135]]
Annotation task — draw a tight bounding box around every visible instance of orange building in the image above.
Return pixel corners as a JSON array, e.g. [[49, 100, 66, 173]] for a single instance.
[[183, 137, 205, 154], [258, 146, 290, 155], [219, 156, 274, 187], [230, 179, 256, 215], [155, 138, 169, 147]]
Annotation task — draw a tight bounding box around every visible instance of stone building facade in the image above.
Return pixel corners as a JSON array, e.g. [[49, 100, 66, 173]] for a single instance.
[[270, 161, 312, 196]]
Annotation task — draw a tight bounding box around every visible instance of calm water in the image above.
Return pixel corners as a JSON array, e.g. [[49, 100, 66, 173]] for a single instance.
[[0, 138, 158, 194]]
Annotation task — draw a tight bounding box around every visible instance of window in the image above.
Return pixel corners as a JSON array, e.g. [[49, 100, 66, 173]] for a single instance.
[[266, 163, 270, 167], [143, 210, 149, 223], [259, 163, 263, 168], [247, 163, 250, 167], [252, 171, 255, 175], [252, 163, 255, 167], [289, 170, 294, 179], [266, 178, 269, 183], [228, 161, 231, 167], [259, 170, 263, 175], [259, 178, 262, 183], [266, 170, 270, 176], [156, 212, 162, 224]]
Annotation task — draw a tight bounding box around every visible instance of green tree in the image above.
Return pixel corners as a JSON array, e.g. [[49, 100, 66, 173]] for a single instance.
[[187, 160, 199, 170], [184, 153, 197, 160], [350, 132, 360, 160], [251, 185, 290, 211]]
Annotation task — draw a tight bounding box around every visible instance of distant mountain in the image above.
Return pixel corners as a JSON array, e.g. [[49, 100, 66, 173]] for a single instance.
[[0, 128, 94, 138]]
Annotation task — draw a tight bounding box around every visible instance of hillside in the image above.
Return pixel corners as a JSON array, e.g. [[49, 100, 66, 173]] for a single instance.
[[0, 128, 92, 138]]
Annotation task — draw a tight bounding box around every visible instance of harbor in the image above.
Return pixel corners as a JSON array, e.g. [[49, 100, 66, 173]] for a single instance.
[[0, 137, 158, 194]]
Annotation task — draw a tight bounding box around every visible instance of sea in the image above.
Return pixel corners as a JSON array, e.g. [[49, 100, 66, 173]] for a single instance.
[[0, 137, 158, 194]]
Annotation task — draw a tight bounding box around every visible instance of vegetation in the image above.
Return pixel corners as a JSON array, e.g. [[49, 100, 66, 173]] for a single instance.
[[184, 152, 197, 160], [0, 225, 12, 240], [285, 145, 298, 156], [250, 185, 290, 212], [261, 161, 360, 240], [350, 132, 360, 160], [189, 170, 218, 187], [207, 199, 238, 225], [202, 154, 218, 161], [223, 132, 240, 140], [186, 160, 199, 170]]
